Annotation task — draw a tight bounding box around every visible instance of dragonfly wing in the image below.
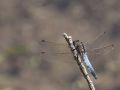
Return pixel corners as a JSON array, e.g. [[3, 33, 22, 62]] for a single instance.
[[39, 39, 70, 53], [86, 31, 114, 50], [39, 40, 67, 47], [83, 53, 98, 79], [93, 44, 114, 55]]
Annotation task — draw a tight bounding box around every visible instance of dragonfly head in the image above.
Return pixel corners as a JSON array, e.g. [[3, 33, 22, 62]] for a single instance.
[[73, 40, 80, 47]]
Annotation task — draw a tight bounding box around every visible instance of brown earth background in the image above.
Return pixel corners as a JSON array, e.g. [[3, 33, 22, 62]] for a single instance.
[[0, 0, 120, 90]]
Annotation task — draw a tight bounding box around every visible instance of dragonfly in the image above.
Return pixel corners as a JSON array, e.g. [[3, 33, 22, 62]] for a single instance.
[[33, 31, 115, 80], [73, 40, 98, 79]]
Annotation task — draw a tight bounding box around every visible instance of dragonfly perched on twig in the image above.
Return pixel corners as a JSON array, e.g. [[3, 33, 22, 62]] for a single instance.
[[35, 31, 115, 79], [39, 32, 114, 56], [73, 40, 98, 79]]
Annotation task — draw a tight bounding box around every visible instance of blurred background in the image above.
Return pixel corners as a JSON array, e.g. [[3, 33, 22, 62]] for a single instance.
[[0, 0, 120, 90]]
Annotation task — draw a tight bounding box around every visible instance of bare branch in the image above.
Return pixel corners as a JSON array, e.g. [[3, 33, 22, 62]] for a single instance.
[[63, 33, 96, 90]]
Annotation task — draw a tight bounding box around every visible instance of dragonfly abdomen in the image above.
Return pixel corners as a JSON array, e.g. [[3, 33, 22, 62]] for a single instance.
[[83, 53, 98, 79]]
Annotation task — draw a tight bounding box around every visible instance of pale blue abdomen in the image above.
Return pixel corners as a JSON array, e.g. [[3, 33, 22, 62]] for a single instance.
[[83, 52, 97, 79]]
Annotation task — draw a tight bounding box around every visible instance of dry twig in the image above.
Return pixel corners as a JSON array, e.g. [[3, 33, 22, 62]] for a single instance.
[[63, 33, 95, 90]]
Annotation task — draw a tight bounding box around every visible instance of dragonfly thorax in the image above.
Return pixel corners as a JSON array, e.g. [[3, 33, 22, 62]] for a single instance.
[[80, 42, 86, 53], [73, 40, 86, 54]]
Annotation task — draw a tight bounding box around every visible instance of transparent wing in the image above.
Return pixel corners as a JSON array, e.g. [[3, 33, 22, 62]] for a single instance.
[[39, 40, 68, 47], [38, 39, 115, 57], [86, 31, 112, 49], [88, 32, 106, 47], [84, 30, 115, 55], [37, 30, 116, 63], [26, 50, 74, 65], [92, 44, 114, 55]]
